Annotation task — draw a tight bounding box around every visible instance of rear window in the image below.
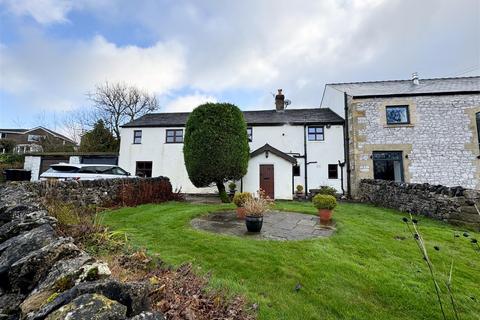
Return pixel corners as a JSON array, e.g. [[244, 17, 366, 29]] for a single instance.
[[78, 166, 114, 174], [49, 165, 79, 173]]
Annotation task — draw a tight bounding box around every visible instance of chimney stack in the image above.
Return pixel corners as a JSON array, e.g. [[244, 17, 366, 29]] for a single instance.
[[275, 89, 285, 112], [412, 72, 420, 85]]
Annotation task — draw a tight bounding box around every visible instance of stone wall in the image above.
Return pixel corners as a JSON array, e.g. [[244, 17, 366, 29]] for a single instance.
[[17, 177, 173, 208], [348, 94, 480, 195], [0, 182, 165, 319], [358, 179, 480, 230]]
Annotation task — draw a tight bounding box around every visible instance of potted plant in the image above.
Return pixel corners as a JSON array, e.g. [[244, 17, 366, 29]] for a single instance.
[[228, 182, 237, 198], [243, 190, 274, 232], [295, 184, 304, 199], [232, 192, 252, 219], [312, 194, 337, 224]]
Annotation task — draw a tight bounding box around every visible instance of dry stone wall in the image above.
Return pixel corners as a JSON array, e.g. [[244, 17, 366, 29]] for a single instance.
[[15, 176, 173, 208], [358, 179, 480, 230]]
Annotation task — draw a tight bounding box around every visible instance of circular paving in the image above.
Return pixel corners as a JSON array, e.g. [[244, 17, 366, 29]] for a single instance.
[[191, 210, 335, 241]]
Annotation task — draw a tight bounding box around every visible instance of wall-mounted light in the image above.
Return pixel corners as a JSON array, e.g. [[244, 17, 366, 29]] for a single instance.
[[405, 154, 409, 159], [326, 124, 331, 129], [265, 150, 269, 158], [369, 155, 373, 159]]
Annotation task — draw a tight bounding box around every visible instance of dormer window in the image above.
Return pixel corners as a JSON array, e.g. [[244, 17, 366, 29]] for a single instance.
[[386, 105, 410, 125]]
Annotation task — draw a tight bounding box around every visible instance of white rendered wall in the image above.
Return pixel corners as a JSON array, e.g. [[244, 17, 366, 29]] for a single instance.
[[248, 124, 346, 194], [241, 152, 293, 200], [119, 122, 346, 196], [23, 156, 41, 181], [119, 127, 216, 193]]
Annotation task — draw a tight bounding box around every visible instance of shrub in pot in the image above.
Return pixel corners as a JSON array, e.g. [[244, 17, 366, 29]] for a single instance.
[[295, 184, 304, 199], [243, 190, 274, 232], [232, 192, 252, 219], [228, 182, 237, 194], [317, 186, 337, 197], [312, 194, 337, 224]]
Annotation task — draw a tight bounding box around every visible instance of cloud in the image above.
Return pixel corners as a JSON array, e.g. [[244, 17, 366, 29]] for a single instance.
[[163, 93, 218, 112], [0, 0, 73, 24], [0, 0, 478, 120], [0, 34, 186, 110]]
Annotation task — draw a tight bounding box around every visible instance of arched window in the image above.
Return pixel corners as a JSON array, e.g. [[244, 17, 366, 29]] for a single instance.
[[477, 112, 480, 151]]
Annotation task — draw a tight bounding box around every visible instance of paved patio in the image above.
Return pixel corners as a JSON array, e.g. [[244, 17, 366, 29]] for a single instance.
[[190, 210, 335, 241]]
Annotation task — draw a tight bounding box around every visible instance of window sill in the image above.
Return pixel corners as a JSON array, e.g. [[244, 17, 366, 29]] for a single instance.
[[165, 142, 184, 144], [383, 124, 414, 128]]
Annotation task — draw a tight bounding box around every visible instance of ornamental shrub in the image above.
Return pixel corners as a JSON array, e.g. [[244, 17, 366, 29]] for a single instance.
[[312, 194, 337, 210], [233, 192, 253, 207], [317, 185, 337, 197], [296, 185, 304, 193], [183, 103, 249, 202], [228, 182, 237, 191]]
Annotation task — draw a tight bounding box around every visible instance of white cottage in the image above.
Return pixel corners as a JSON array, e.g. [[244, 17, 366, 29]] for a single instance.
[[118, 91, 346, 199]]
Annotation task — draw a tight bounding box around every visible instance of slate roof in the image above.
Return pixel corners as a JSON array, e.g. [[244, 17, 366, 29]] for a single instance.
[[122, 107, 343, 128], [326, 76, 480, 98], [0, 129, 29, 133], [250, 144, 297, 164], [0, 127, 76, 144]]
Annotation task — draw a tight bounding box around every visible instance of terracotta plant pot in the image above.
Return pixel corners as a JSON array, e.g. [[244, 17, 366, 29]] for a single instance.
[[318, 209, 333, 224], [236, 207, 247, 219], [245, 215, 263, 232]]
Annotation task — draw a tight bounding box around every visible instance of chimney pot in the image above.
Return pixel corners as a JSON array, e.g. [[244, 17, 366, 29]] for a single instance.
[[275, 89, 285, 112], [412, 72, 420, 85]]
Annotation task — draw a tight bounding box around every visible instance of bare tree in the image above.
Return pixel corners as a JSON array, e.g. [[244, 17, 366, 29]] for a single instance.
[[87, 82, 159, 139], [61, 109, 97, 144]]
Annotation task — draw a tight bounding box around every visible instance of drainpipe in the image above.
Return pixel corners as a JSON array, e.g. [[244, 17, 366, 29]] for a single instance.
[[344, 92, 351, 198], [303, 124, 308, 198]]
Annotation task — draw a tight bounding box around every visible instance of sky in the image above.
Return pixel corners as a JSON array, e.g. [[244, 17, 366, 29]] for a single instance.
[[0, 0, 479, 135]]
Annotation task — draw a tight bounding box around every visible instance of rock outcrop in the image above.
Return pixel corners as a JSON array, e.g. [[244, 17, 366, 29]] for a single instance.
[[0, 183, 165, 320]]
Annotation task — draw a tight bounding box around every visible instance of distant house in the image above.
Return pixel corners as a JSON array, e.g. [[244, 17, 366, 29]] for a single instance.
[[119, 90, 345, 199], [321, 75, 480, 196], [0, 126, 77, 154]]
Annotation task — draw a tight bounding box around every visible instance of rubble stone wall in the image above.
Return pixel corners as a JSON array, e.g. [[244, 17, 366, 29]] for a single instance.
[[358, 179, 480, 230], [0, 182, 165, 319]]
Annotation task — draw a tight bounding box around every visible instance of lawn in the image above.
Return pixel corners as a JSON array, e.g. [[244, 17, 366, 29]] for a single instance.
[[101, 201, 480, 320]]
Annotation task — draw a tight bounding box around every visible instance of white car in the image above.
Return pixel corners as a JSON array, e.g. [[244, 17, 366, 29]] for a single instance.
[[40, 163, 134, 181]]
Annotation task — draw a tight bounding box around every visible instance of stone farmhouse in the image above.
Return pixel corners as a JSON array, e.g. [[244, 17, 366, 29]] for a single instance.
[[119, 90, 345, 200], [0, 126, 77, 154], [322, 75, 480, 196]]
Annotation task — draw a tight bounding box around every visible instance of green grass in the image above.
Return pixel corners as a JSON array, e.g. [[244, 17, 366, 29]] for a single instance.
[[101, 201, 480, 320]]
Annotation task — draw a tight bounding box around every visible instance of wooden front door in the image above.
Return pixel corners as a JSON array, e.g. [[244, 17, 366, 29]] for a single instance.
[[259, 164, 274, 199]]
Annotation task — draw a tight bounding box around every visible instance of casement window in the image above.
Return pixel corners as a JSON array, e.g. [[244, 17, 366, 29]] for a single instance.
[[328, 164, 338, 179], [372, 151, 404, 182], [135, 161, 152, 177], [386, 105, 410, 125], [308, 126, 324, 141], [476, 112, 480, 151], [247, 127, 253, 142], [292, 164, 300, 176], [133, 130, 142, 144], [165, 129, 183, 143], [28, 134, 44, 142]]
